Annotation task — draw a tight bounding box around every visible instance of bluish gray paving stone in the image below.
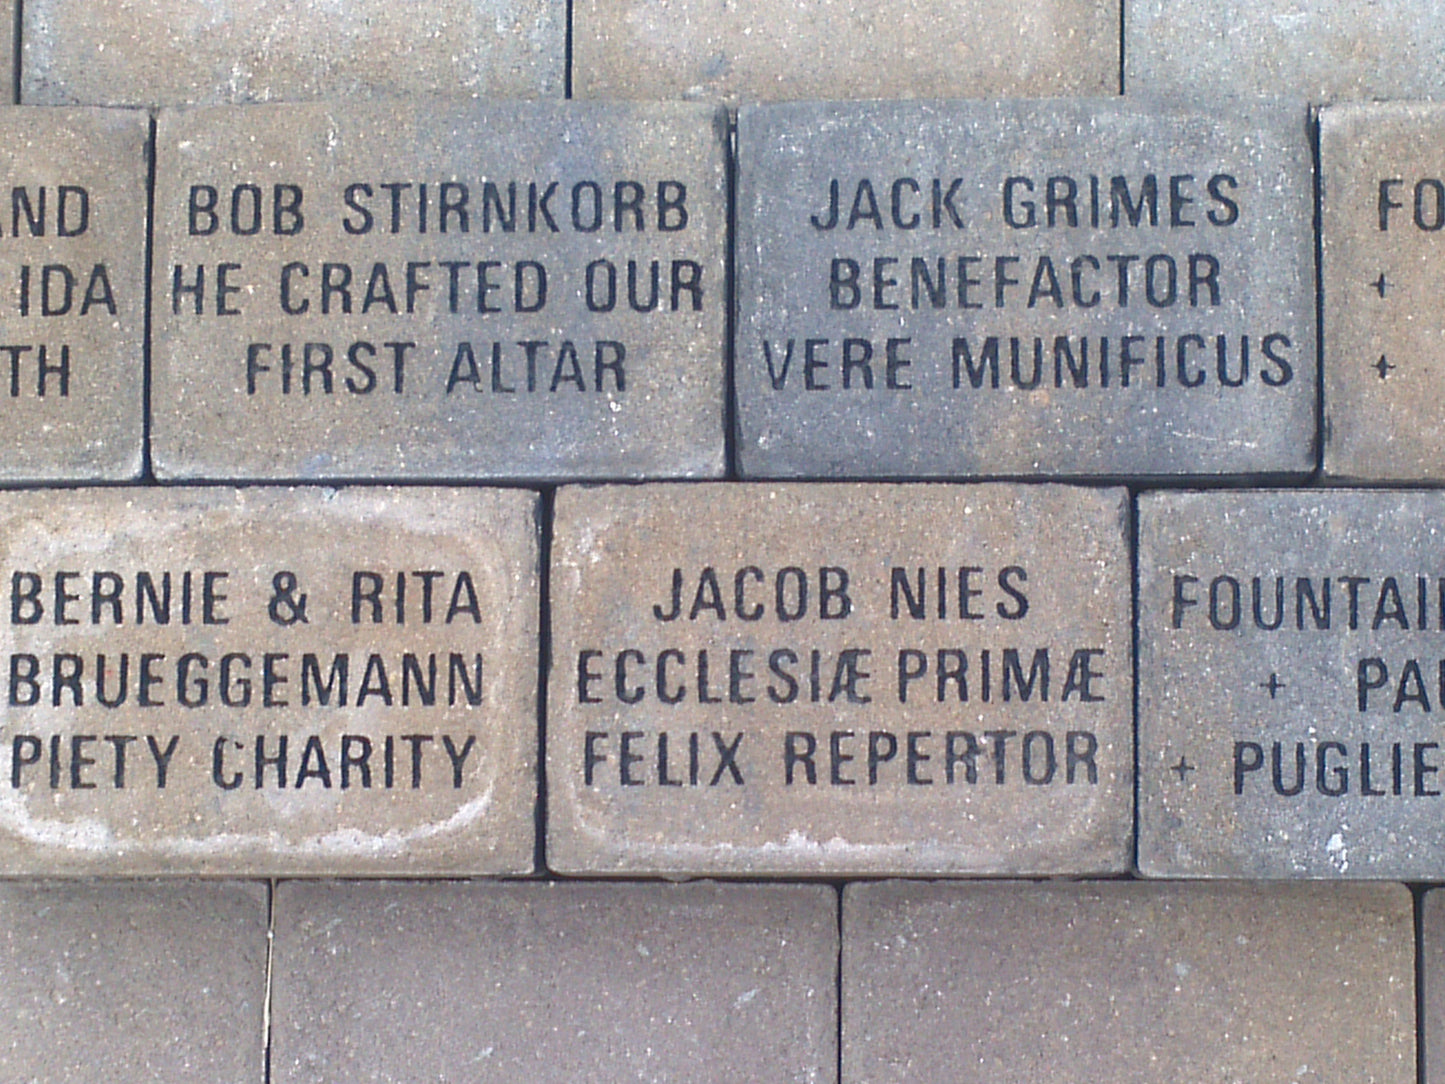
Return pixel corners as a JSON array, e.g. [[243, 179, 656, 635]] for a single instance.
[[0, 107, 146, 481], [735, 99, 1315, 480], [0, 881, 268, 1084], [0, 486, 538, 876], [271, 881, 837, 1084], [150, 100, 726, 482], [1127, 0, 1445, 104], [548, 482, 1131, 877], [843, 880, 1415, 1084], [22, 0, 562, 106], [573, 0, 1118, 103], [1139, 489, 1445, 879], [1320, 102, 1445, 482]]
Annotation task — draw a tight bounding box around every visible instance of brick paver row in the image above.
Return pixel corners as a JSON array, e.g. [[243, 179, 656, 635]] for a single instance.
[[8, 97, 1445, 483], [0, 878, 1426, 1083]]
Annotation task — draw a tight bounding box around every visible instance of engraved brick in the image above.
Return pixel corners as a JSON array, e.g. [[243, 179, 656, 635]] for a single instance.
[[0, 486, 538, 876], [22, 0, 562, 105], [271, 881, 836, 1084], [0, 881, 268, 1083], [1139, 489, 1445, 878], [1321, 102, 1445, 482], [150, 101, 726, 482], [844, 881, 1415, 1084], [0, 107, 146, 481], [736, 100, 1315, 479], [548, 482, 1131, 877], [574, 0, 1118, 103], [1127, 0, 1445, 103]]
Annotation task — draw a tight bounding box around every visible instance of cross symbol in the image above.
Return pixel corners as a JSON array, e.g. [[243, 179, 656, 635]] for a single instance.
[[1171, 756, 1195, 782], [1371, 273, 1390, 298], [1259, 673, 1287, 698], [1374, 355, 1395, 380]]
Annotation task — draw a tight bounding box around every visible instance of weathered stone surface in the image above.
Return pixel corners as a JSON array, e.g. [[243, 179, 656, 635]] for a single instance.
[[1127, 0, 1445, 103], [1138, 489, 1445, 878], [548, 482, 1131, 877], [0, 3, 13, 104], [22, 0, 562, 105], [843, 880, 1415, 1084], [0, 486, 538, 876], [271, 881, 836, 1084], [0, 881, 267, 1083], [151, 101, 726, 481], [1424, 889, 1445, 1084], [1321, 102, 1445, 482], [574, 0, 1118, 103], [736, 100, 1315, 480], [0, 107, 146, 480]]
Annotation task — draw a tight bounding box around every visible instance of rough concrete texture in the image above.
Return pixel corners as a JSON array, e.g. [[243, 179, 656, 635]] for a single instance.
[[574, 0, 1119, 103], [1321, 102, 1445, 481], [736, 99, 1315, 479], [1139, 489, 1445, 878], [549, 482, 1132, 877], [271, 880, 837, 1084], [844, 880, 1415, 1084], [0, 880, 268, 1083], [150, 100, 727, 481], [0, 107, 146, 481], [22, 0, 562, 105], [1128, 0, 1445, 103], [0, 486, 539, 876]]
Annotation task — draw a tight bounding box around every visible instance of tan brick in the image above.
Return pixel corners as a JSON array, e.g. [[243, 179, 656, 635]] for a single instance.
[[575, 0, 1118, 103], [0, 486, 538, 875], [549, 482, 1131, 876]]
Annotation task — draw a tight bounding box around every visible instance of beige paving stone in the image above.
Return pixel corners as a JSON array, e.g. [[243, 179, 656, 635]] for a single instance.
[[0, 107, 146, 481], [1128, 0, 1445, 103], [0, 2, 12, 104], [150, 100, 726, 482], [844, 880, 1415, 1084], [1424, 888, 1445, 1084], [574, 0, 1119, 103], [1139, 489, 1445, 879], [22, 0, 562, 105], [0, 880, 268, 1083], [271, 880, 837, 1084], [736, 99, 1315, 480], [548, 482, 1132, 877], [1321, 102, 1445, 482], [0, 486, 539, 876]]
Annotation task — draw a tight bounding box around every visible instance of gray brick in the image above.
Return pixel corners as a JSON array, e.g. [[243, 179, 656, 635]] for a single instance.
[[22, 0, 562, 106], [1321, 102, 1445, 481], [1140, 489, 1445, 878], [150, 101, 726, 482], [0, 881, 268, 1084], [844, 880, 1415, 1084], [271, 881, 837, 1084], [736, 100, 1315, 479], [0, 107, 146, 481]]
